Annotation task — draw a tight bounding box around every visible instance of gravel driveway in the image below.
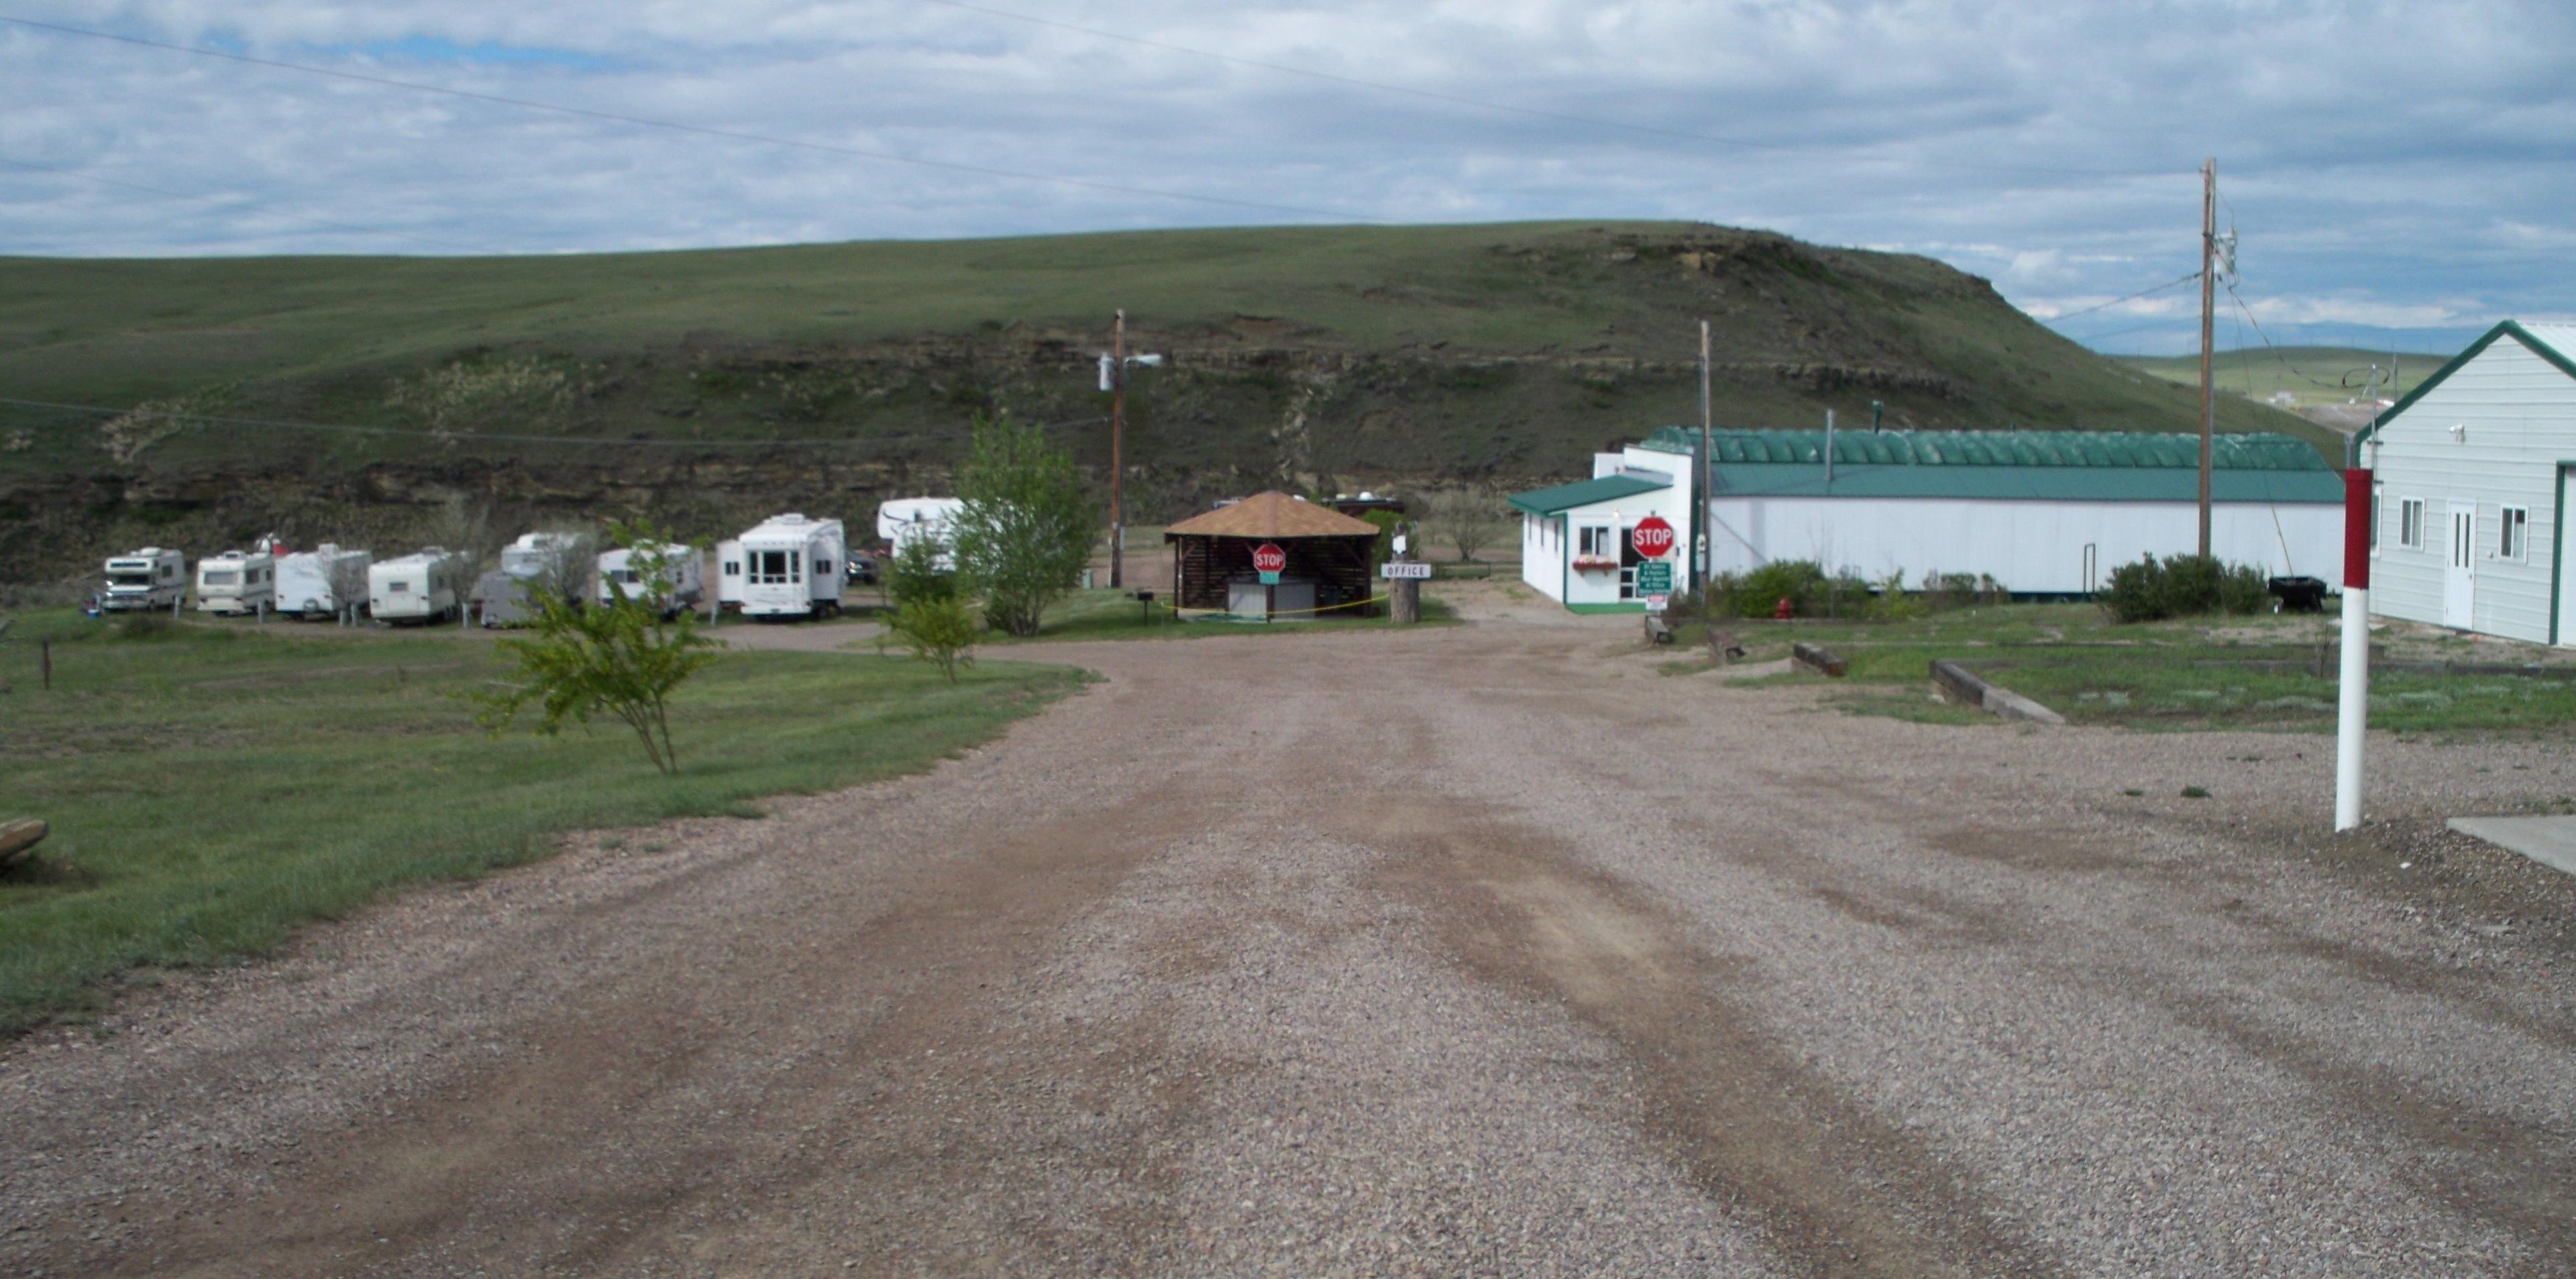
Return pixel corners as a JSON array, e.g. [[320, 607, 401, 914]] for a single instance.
[[5, 584, 2571, 1277]]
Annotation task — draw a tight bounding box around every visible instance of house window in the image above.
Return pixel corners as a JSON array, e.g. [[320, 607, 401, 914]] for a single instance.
[[1577, 525, 1613, 557], [2500, 506, 2528, 561], [2398, 498, 2424, 549], [2370, 484, 2382, 555]]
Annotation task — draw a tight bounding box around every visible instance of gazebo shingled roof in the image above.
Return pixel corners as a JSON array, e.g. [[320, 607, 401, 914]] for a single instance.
[[1163, 492, 1380, 540]]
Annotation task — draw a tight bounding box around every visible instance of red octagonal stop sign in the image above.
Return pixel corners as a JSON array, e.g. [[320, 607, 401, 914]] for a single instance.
[[1252, 542, 1288, 573], [1630, 515, 1676, 559]]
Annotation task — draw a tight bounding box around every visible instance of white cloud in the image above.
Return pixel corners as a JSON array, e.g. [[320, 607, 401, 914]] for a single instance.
[[0, 1, 2567, 353]]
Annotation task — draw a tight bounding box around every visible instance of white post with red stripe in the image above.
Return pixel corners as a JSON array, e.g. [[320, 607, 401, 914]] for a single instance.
[[2336, 468, 2371, 832]]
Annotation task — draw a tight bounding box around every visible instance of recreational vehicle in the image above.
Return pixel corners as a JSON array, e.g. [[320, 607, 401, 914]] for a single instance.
[[274, 544, 372, 619], [596, 543, 705, 617], [500, 532, 589, 583], [474, 569, 545, 628], [734, 514, 846, 620], [194, 547, 276, 616], [100, 547, 187, 612], [877, 496, 963, 570], [368, 549, 468, 624], [714, 538, 745, 612]]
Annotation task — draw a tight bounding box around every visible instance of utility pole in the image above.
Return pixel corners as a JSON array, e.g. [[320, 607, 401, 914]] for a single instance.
[[1110, 308, 1126, 590], [2198, 156, 2217, 559], [1697, 319, 1712, 595]]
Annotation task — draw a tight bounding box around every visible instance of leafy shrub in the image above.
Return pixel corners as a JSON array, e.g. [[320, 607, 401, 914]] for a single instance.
[[892, 594, 979, 683], [2102, 553, 2271, 622], [1729, 559, 1828, 617], [886, 536, 957, 610], [1868, 569, 1926, 620]]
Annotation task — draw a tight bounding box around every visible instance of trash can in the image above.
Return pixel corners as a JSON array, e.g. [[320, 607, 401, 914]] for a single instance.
[[2267, 575, 2328, 613]]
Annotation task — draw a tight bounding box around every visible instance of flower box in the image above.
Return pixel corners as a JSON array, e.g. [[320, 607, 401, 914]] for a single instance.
[[1570, 556, 1621, 573]]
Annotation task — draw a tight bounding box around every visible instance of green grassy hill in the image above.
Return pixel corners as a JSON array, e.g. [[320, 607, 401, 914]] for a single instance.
[[1, 220, 2324, 583], [2120, 347, 2445, 408]]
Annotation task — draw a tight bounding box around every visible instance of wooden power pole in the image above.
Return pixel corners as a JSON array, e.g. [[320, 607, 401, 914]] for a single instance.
[[2197, 157, 2216, 559], [1110, 308, 1126, 590], [1697, 319, 1712, 595]]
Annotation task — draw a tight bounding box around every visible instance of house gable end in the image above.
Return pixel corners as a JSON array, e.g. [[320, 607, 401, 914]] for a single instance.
[[2361, 321, 2576, 446]]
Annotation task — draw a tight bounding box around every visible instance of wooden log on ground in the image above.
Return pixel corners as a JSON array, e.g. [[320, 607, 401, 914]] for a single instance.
[[1644, 614, 1673, 645], [1707, 628, 1747, 663], [0, 818, 47, 869], [1929, 659, 2066, 725], [1791, 641, 1847, 677]]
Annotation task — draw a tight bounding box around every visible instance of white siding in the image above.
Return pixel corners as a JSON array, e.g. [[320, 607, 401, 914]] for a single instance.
[[1706, 497, 2342, 594], [1520, 512, 1563, 602], [2367, 333, 2576, 645]]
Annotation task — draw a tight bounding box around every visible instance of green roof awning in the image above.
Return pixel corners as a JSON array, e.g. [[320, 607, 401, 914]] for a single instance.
[[1507, 473, 1670, 515]]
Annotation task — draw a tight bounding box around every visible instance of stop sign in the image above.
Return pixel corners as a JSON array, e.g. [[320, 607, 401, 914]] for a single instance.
[[1251, 542, 1288, 573], [1630, 515, 1676, 559]]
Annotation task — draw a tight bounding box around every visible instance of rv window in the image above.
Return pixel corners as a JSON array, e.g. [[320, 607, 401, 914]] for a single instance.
[[815, 557, 832, 577], [388, 580, 411, 594], [753, 550, 794, 583], [203, 571, 239, 586], [723, 560, 740, 577], [789, 551, 802, 581]]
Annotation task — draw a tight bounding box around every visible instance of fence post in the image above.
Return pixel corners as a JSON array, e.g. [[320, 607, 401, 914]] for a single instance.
[[40, 640, 50, 690]]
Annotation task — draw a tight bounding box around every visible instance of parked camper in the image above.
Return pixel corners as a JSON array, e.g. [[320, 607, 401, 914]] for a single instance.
[[735, 514, 846, 620], [368, 549, 468, 624], [877, 497, 963, 570], [714, 538, 745, 612], [101, 547, 187, 612], [274, 544, 372, 619], [500, 531, 590, 584], [597, 543, 705, 617], [474, 569, 545, 628], [195, 546, 277, 616]]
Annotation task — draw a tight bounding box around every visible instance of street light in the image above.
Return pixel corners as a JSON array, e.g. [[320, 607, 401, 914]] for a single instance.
[[1098, 309, 1162, 589]]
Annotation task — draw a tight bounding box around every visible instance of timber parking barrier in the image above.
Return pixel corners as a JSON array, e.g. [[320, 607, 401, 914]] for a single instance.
[[1929, 659, 2066, 725], [1791, 642, 1847, 677]]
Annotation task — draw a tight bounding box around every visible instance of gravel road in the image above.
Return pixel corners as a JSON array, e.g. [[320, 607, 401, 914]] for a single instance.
[[5, 584, 2571, 1277]]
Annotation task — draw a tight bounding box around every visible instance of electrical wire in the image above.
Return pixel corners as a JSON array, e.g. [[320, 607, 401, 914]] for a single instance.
[[0, 156, 483, 253], [2222, 279, 2358, 391], [0, 396, 1108, 450], [918, 0, 2164, 181], [0, 15, 1367, 223], [2039, 270, 2203, 327]]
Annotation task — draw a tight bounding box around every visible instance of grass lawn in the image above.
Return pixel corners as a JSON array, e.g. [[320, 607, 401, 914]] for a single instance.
[[0, 610, 1086, 1035], [975, 587, 1454, 644], [1672, 603, 2576, 734]]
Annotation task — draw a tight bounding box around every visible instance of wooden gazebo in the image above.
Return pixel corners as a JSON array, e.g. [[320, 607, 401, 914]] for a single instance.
[[1165, 492, 1381, 619]]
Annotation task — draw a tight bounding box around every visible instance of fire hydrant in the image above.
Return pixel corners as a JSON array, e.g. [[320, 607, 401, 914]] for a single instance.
[[1773, 596, 1794, 620]]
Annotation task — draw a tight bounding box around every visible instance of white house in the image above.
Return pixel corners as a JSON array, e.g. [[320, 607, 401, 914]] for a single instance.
[[1695, 425, 2345, 595], [1510, 434, 1699, 612], [2359, 320, 2576, 645]]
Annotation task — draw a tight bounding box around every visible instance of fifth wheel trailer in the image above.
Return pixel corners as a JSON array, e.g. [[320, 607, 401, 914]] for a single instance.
[[734, 514, 846, 620], [596, 543, 705, 616], [274, 545, 372, 619]]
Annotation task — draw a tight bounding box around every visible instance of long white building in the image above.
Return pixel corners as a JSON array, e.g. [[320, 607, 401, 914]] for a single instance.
[[2359, 320, 2576, 645]]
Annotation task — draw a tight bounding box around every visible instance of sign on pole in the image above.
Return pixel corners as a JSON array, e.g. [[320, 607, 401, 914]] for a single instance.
[[1252, 541, 1287, 586], [1634, 559, 1673, 596], [1381, 561, 1432, 580], [1630, 515, 1676, 559]]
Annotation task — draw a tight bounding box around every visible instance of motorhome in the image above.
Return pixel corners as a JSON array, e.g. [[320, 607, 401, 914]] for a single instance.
[[274, 544, 372, 619], [877, 496, 963, 570], [714, 538, 745, 612], [100, 547, 187, 612], [368, 549, 468, 624], [194, 546, 276, 616], [735, 514, 846, 620], [596, 543, 705, 618]]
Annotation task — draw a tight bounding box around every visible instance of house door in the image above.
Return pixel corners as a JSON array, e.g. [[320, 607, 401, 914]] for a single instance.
[[2444, 503, 2476, 628]]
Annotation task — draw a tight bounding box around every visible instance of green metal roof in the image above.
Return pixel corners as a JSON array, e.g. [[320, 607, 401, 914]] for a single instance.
[[1629, 426, 2343, 503], [1507, 472, 1670, 515]]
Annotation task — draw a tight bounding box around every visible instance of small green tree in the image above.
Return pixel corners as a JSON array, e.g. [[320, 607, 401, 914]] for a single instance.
[[954, 411, 1097, 636], [892, 594, 979, 682], [886, 534, 957, 610], [474, 519, 718, 774]]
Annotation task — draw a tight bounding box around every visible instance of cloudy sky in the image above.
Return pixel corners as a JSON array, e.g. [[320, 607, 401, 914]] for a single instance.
[[4, 1, 2571, 356]]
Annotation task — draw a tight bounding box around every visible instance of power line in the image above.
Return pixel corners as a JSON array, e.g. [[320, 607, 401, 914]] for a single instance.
[[0, 15, 1367, 223], [919, 0, 2163, 181], [2040, 270, 2204, 326], [0, 156, 483, 253], [2222, 280, 2354, 390], [0, 396, 1106, 450]]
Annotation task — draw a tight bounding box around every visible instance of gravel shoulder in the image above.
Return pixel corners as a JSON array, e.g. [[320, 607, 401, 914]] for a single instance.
[[4, 583, 2571, 1276]]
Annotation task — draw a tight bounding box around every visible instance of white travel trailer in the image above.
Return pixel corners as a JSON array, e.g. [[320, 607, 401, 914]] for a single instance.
[[194, 546, 276, 616], [273, 544, 372, 619], [877, 496, 963, 569], [714, 538, 745, 612], [596, 543, 705, 617], [368, 549, 468, 624], [500, 531, 588, 581], [100, 547, 187, 612], [735, 513, 846, 620]]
